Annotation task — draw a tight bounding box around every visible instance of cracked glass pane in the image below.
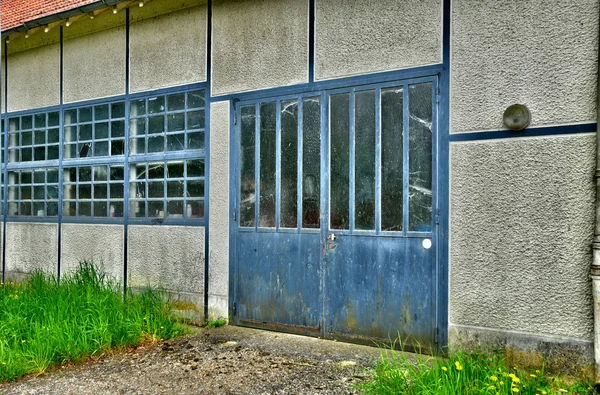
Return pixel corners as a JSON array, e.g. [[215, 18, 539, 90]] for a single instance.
[[280, 99, 298, 229]]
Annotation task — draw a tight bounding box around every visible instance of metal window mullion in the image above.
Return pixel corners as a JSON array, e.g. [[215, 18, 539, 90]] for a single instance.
[[254, 104, 260, 230], [375, 87, 382, 235], [297, 97, 303, 230], [402, 84, 410, 234], [123, 95, 131, 222], [275, 101, 281, 231], [349, 89, 355, 233], [163, 160, 167, 216]]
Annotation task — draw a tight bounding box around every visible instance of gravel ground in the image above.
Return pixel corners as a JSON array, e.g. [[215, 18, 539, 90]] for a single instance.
[[0, 326, 383, 395]]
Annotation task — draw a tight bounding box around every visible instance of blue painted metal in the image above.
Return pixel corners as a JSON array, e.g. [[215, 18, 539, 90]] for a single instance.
[[308, 0, 315, 83], [123, 7, 131, 295], [275, 100, 281, 230], [402, 83, 410, 234], [2, 39, 8, 283], [204, 0, 213, 321], [233, 78, 440, 349], [374, 87, 382, 235], [449, 122, 596, 142]]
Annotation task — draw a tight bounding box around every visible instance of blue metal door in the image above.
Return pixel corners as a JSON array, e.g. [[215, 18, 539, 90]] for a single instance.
[[233, 77, 439, 348]]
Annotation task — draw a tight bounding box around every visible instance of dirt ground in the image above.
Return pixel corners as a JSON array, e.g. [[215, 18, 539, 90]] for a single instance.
[[0, 325, 383, 394]]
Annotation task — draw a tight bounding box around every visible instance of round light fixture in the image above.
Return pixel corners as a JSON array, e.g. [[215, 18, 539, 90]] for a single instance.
[[503, 104, 531, 131]]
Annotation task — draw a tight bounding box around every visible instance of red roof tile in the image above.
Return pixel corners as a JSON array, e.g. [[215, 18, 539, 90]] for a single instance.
[[2, 0, 98, 32]]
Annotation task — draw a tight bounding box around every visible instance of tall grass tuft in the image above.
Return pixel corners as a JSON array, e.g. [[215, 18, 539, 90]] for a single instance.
[[0, 261, 185, 382], [359, 342, 595, 395]]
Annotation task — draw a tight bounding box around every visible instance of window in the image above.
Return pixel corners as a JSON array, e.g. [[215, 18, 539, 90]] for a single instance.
[[8, 111, 60, 162], [63, 165, 125, 218], [7, 169, 60, 217]]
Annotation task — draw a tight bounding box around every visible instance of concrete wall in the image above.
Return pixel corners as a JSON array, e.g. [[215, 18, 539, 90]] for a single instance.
[[127, 225, 205, 310], [60, 224, 124, 283], [63, 24, 126, 103], [449, 133, 596, 370], [315, 0, 442, 80], [5, 223, 58, 280], [212, 0, 308, 95], [208, 101, 230, 319], [130, 3, 207, 93], [451, 0, 599, 133]]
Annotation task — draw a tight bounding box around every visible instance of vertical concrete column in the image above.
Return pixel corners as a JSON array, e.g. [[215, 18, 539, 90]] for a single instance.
[[208, 100, 230, 319]]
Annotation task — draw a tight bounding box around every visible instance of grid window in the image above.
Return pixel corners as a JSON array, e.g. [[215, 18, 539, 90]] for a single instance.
[[129, 159, 205, 219], [62, 165, 125, 218], [7, 169, 60, 217], [64, 102, 126, 159], [129, 90, 205, 155], [8, 111, 60, 163]]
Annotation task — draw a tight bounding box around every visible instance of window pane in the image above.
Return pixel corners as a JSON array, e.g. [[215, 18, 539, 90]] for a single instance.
[[111, 102, 126, 118], [95, 105, 109, 120], [381, 87, 404, 232], [330, 93, 350, 230], [187, 90, 205, 109], [131, 99, 146, 116], [259, 102, 276, 228], [354, 90, 376, 230], [187, 110, 205, 129], [187, 131, 205, 150], [167, 93, 186, 111], [187, 160, 205, 177], [240, 105, 256, 227], [302, 97, 320, 229], [95, 123, 109, 139], [280, 99, 298, 228], [148, 96, 165, 114], [408, 83, 433, 232], [167, 113, 185, 132]]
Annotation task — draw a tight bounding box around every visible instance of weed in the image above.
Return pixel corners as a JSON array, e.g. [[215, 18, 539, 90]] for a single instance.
[[359, 341, 595, 394], [0, 261, 185, 382], [205, 317, 228, 329]]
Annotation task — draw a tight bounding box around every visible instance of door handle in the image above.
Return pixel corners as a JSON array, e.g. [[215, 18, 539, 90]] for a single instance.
[[328, 233, 337, 241]]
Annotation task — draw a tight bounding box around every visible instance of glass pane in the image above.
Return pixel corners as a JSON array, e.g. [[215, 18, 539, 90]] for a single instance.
[[80, 167, 92, 182], [94, 166, 108, 181], [167, 181, 184, 198], [149, 201, 164, 217], [130, 200, 145, 217], [34, 114, 46, 128], [95, 141, 109, 157], [64, 109, 77, 124], [48, 128, 59, 144], [34, 147, 45, 161], [148, 116, 164, 134], [167, 161, 184, 178], [79, 124, 92, 141], [148, 96, 165, 114], [187, 160, 205, 177], [34, 130, 45, 145], [167, 113, 185, 132], [259, 102, 276, 228], [240, 105, 256, 227], [110, 166, 125, 181], [167, 134, 185, 152], [94, 185, 108, 199], [111, 140, 125, 156], [95, 105, 109, 121], [130, 99, 146, 116], [187, 201, 204, 218], [302, 97, 320, 229], [79, 107, 92, 123], [21, 116, 31, 130], [167, 93, 186, 111], [381, 87, 404, 232], [354, 90, 376, 230], [131, 138, 145, 155], [167, 201, 184, 217], [148, 163, 164, 179], [79, 202, 91, 217], [280, 99, 298, 228], [111, 121, 125, 138], [111, 102, 125, 118], [408, 83, 433, 232], [94, 201, 108, 217], [130, 118, 146, 137], [187, 131, 205, 150], [187, 110, 205, 129], [110, 184, 124, 199], [187, 180, 204, 198], [148, 182, 163, 198], [95, 123, 109, 140], [48, 145, 59, 161], [48, 112, 60, 127], [330, 93, 350, 230], [22, 132, 32, 146], [148, 136, 164, 153], [187, 90, 205, 109]]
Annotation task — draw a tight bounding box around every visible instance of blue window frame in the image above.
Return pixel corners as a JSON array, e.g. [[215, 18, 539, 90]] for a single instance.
[[0, 84, 208, 224]]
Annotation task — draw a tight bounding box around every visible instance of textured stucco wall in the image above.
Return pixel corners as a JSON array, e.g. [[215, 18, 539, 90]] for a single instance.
[[212, 0, 308, 95], [7, 43, 60, 112], [208, 101, 230, 319], [315, 0, 442, 80], [128, 226, 205, 306], [449, 133, 595, 340], [130, 5, 207, 93], [451, 0, 599, 133], [5, 223, 58, 278], [61, 224, 124, 283], [63, 26, 126, 103]]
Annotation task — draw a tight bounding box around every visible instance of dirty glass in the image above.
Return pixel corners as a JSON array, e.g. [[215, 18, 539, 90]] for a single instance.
[[62, 165, 124, 218], [381, 87, 404, 232], [280, 100, 298, 228], [259, 102, 277, 228], [408, 83, 433, 232], [302, 97, 321, 229], [330, 93, 350, 230], [240, 105, 256, 227], [354, 90, 376, 230]]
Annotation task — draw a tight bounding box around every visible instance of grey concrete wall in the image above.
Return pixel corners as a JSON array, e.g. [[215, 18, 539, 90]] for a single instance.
[[451, 0, 599, 133], [7, 43, 61, 112], [130, 4, 207, 93], [63, 26, 126, 103], [128, 225, 205, 309], [208, 101, 230, 319], [449, 133, 595, 340], [315, 0, 442, 80], [212, 0, 308, 95], [5, 223, 58, 279], [61, 224, 124, 284]]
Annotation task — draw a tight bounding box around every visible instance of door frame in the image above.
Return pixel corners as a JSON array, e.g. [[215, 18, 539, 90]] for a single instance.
[[227, 66, 449, 352]]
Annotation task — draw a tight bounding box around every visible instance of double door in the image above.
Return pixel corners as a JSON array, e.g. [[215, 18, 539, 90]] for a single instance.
[[232, 77, 439, 349]]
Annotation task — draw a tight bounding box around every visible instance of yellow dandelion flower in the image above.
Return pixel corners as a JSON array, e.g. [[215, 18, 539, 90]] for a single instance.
[[489, 385, 496, 390], [530, 374, 537, 378], [542, 392, 547, 395], [454, 361, 463, 371], [490, 376, 498, 381], [499, 381, 504, 386], [535, 370, 540, 374], [441, 366, 447, 371], [512, 376, 520, 384], [512, 388, 519, 393], [1, 362, 5, 365], [21, 340, 26, 343]]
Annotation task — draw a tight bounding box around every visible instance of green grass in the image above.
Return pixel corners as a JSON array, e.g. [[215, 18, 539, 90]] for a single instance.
[[359, 343, 595, 395], [204, 317, 227, 329], [0, 261, 185, 382]]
